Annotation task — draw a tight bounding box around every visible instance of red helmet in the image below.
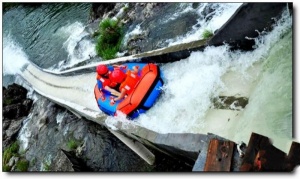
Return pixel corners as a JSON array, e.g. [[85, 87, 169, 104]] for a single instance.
[[96, 65, 108, 75], [110, 69, 126, 83]]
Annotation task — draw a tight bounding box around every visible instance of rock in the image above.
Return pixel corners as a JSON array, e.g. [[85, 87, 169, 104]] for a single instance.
[[2, 83, 33, 149], [3, 103, 25, 119], [3, 83, 28, 107], [38, 115, 48, 131], [51, 150, 74, 171], [3, 119, 23, 149], [6, 119, 23, 138], [8, 156, 19, 167], [61, 149, 92, 171], [89, 3, 116, 23], [75, 141, 86, 157], [3, 120, 10, 130], [3, 83, 33, 119], [201, 3, 219, 22], [22, 99, 33, 114]]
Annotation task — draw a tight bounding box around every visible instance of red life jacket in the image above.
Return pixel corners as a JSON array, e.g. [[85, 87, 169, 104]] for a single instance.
[[119, 71, 140, 95]]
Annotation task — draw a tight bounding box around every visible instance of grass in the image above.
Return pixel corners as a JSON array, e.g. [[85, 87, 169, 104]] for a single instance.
[[2, 141, 29, 172], [67, 139, 79, 150], [3, 141, 19, 165], [202, 29, 214, 39], [95, 18, 124, 60]]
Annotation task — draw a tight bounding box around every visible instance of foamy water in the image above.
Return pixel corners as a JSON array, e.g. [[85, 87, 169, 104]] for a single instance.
[[3, 35, 30, 75], [164, 3, 242, 46]]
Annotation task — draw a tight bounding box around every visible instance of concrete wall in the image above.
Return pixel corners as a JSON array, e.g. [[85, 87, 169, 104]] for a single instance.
[[208, 3, 290, 50]]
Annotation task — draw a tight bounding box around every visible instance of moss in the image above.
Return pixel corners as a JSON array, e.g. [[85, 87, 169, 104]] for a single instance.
[[2, 164, 12, 172], [202, 29, 213, 39], [3, 141, 29, 172], [67, 139, 79, 150], [3, 141, 19, 165], [16, 159, 29, 172]]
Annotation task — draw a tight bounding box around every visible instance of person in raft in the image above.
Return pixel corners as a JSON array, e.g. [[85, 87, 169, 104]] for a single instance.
[[96, 64, 126, 96], [109, 65, 140, 104]]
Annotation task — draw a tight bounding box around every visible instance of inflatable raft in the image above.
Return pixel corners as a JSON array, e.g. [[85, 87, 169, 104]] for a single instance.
[[94, 63, 164, 119]]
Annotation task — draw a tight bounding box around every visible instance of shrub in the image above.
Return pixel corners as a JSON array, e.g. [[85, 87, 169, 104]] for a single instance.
[[202, 29, 213, 39], [95, 18, 124, 60]]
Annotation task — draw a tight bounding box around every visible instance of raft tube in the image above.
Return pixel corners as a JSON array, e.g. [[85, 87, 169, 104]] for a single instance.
[[94, 63, 164, 119]]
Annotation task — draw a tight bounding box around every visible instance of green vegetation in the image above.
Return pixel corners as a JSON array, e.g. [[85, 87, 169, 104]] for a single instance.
[[42, 162, 51, 171], [95, 18, 124, 60], [3, 141, 19, 165], [2, 165, 11, 172], [67, 139, 79, 150], [16, 159, 29, 172], [3, 141, 30, 172], [202, 29, 214, 39]]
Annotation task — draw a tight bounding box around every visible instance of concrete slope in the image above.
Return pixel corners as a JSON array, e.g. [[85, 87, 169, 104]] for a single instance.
[[21, 63, 105, 123]]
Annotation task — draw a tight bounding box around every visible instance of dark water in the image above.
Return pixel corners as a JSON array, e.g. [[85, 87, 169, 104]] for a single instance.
[[3, 3, 91, 68]]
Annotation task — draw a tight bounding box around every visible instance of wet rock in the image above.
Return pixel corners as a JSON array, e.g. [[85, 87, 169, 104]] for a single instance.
[[2, 83, 33, 150], [201, 3, 219, 22], [89, 3, 115, 23], [5, 119, 23, 138], [3, 103, 24, 119], [3, 83, 28, 107], [22, 99, 33, 113]]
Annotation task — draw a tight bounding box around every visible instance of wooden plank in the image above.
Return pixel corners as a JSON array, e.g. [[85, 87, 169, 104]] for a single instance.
[[240, 133, 291, 171], [286, 142, 300, 171], [204, 139, 235, 171]]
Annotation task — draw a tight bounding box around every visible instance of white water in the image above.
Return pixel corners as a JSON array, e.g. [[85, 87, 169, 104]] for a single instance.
[[164, 3, 242, 46], [3, 35, 30, 75], [50, 22, 97, 71]]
